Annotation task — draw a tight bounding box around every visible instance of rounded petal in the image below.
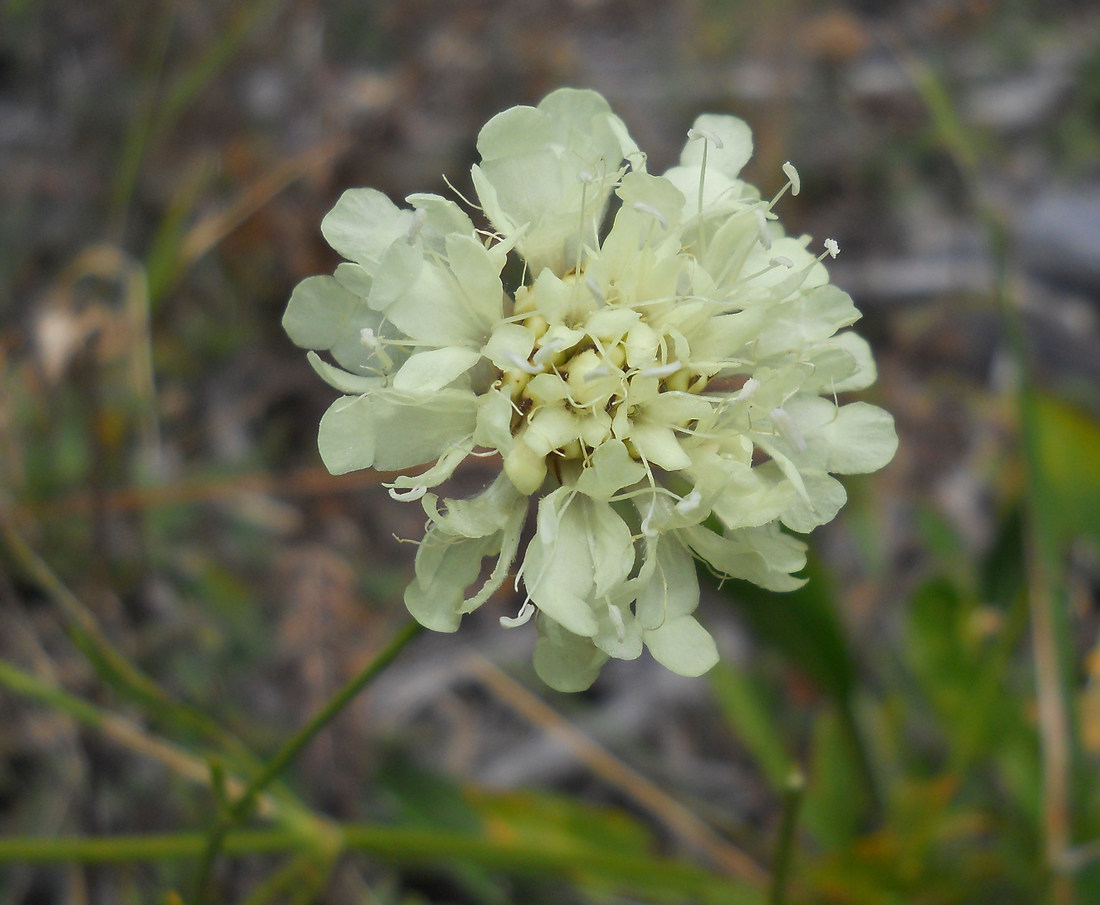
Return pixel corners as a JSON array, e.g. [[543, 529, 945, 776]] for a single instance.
[[534, 617, 609, 692], [644, 616, 719, 677], [321, 188, 412, 267], [679, 114, 753, 180], [317, 389, 478, 475]]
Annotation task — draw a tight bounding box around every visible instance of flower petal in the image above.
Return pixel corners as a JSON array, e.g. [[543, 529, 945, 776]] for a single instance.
[[644, 616, 719, 677], [533, 617, 609, 692], [321, 188, 412, 268], [392, 347, 482, 393], [679, 114, 753, 180], [317, 389, 478, 475]]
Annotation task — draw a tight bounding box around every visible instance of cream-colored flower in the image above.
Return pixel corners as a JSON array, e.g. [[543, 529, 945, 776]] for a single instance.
[[284, 88, 897, 691]]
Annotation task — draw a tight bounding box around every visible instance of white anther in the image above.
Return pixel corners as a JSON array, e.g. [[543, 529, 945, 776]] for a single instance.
[[532, 338, 567, 367], [360, 327, 394, 369], [732, 377, 760, 402], [824, 238, 840, 259], [638, 360, 682, 380], [781, 161, 801, 196], [578, 170, 596, 184], [770, 406, 807, 453], [388, 484, 428, 502], [754, 207, 772, 250], [585, 275, 605, 303], [632, 201, 668, 230], [607, 604, 627, 643], [504, 351, 544, 375], [769, 255, 794, 269], [583, 366, 612, 382], [637, 360, 682, 380], [687, 127, 725, 149], [675, 489, 702, 514], [407, 207, 427, 241], [500, 599, 536, 629]]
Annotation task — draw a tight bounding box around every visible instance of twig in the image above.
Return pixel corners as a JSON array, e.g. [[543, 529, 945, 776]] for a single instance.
[[465, 653, 769, 887]]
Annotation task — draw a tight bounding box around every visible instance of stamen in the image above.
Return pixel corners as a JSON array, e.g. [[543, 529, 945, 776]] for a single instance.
[[770, 407, 807, 453], [585, 275, 605, 304], [532, 338, 567, 367], [504, 351, 544, 374], [360, 327, 394, 370], [732, 377, 760, 402], [641, 501, 658, 538], [607, 604, 627, 642], [407, 207, 427, 241], [754, 208, 772, 250], [389, 484, 428, 502], [675, 489, 702, 514], [781, 161, 801, 196], [824, 238, 840, 259], [578, 170, 596, 184], [500, 599, 536, 628], [687, 127, 724, 149], [632, 200, 668, 230], [769, 255, 794, 269], [583, 365, 612, 382], [637, 360, 682, 380]]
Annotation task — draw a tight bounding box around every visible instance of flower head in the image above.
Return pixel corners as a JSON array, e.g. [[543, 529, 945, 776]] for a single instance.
[[284, 89, 897, 691]]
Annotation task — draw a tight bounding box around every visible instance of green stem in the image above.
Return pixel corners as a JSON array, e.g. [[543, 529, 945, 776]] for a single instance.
[[194, 619, 423, 903], [768, 770, 805, 905]]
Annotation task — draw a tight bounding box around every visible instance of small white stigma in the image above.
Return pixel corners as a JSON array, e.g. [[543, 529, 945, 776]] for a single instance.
[[360, 327, 394, 369], [406, 207, 427, 242], [607, 604, 627, 643], [675, 489, 702, 514], [578, 169, 596, 184], [583, 365, 612, 382], [770, 407, 807, 453], [754, 207, 772, 250], [500, 599, 536, 629], [732, 377, 760, 402], [688, 127, 725, 149], [504, 351, 544, 375], [824, 238, 840, 259], [532, 338, 567, 367], [769, 255, 795, 269], [389, 484, 428, 502], [632, 201, 668, 231], [641, 501, 658, 538], [637, 360, 682, 380], [781, 161, 801, 196], [585, 275, 605, 304]]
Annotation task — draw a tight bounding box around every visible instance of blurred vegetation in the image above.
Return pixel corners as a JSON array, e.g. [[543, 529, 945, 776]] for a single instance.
[[2, 0, 1100, 903]]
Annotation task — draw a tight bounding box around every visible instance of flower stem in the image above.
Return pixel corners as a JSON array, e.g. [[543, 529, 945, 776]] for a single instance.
[[768, 770, 805, 905]]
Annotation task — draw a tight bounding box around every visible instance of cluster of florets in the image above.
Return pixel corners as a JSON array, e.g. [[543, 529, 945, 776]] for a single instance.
[[283, 89, 896, 691]]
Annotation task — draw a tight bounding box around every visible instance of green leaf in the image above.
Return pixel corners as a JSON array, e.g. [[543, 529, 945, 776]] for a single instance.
[[718, 553, 854, 704], [709, 663, 793, 791], [1033, 392, 1100, 541]]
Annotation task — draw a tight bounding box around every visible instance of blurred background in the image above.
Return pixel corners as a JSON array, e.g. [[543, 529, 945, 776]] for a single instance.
[[2, 0, 1100, 902]]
